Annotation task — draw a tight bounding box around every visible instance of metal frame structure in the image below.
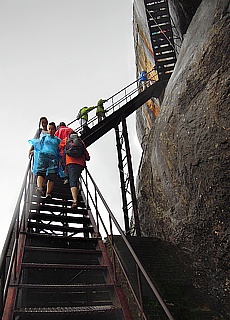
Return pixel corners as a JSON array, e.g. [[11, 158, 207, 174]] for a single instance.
[[144, 0, 177, 80], [115, 117, 141, 236]]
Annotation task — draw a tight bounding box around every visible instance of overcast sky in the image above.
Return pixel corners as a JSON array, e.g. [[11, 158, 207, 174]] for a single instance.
[[0, 0, 142, 253]]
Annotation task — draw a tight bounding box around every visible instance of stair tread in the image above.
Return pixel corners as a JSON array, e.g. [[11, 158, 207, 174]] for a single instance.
[[30, 203, 88, 215], [153, 44, 173, 52], [24, 246, 101, 254], [148, 16, 170, 24], [28, 221, 93, 233], [155, 50, 175, 57], [29, 212, 90, 223], [17, 283, 115, 289], [32, 195, 85, 207], [156, 58, 176, 64], [147, 2, 168, 11], [14, 305, 121, 313], [21, 262, 107, 269], [23, 232, 100, 240], [151, 36, 172, 43], [149, 22, 172, 31]]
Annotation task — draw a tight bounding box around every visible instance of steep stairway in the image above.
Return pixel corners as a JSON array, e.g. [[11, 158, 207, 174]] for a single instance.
[[12, 178, 132, 320], [144, 0, 177, 80]]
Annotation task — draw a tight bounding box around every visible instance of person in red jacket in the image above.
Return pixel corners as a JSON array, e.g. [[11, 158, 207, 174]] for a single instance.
[[55, 122, 74, 184], [55, 122, 73, 140], [59, 132, 90, 208]]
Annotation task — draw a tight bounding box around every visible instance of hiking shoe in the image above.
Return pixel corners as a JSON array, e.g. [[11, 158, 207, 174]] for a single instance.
[[71, 202, 78, 208], [46, 194, 52, 199], [36, 187, 44, 196]]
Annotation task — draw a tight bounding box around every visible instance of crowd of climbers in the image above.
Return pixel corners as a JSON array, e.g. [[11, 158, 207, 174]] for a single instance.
[[28, 98, 108, 208], [28, 72, 153, 207], [28, 118, 88, 208]]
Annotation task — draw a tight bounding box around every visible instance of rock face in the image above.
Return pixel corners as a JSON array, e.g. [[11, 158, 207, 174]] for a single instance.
[[135, 0, 229, 316], [169, 0, 202, 35]]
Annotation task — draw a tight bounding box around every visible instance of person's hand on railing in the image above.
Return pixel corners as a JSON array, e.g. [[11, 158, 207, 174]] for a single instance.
[[28, 148, 34, 158]]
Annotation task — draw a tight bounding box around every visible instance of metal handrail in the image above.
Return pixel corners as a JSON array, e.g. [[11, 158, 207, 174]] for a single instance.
[[81, 167, 175, 320], [0, 158, 35, 317], [68, 69, 157, 132]]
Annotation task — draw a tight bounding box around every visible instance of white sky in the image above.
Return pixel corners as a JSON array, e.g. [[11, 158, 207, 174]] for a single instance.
[[0, 0, 142, 254]]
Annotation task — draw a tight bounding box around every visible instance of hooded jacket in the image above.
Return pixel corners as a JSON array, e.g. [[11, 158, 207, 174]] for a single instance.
[[77, 106, 96, 121], [96, 99, 106, 114]]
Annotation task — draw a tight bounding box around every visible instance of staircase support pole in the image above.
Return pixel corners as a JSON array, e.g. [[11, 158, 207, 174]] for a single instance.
[[115, 125, 130, 234], [121, 117, 141, 236]]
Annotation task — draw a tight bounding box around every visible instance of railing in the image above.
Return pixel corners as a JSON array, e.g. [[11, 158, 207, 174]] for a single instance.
[[81, 168, 175, 320], [68, 69, 158, 133], [0, 159, 35, 317]]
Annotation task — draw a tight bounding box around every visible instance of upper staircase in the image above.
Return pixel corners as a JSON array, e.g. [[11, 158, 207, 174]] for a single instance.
[[81, 79, 167, 147], [144, 0, 177, 80]]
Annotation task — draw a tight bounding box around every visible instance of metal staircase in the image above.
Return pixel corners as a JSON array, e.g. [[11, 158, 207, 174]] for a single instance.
[[80, 79, 167, 147], [0, 156, 175, 320], [144, 0, 177, 80], [5, 175, 132, 320]]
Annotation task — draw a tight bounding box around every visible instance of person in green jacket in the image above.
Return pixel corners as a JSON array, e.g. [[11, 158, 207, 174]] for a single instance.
[[76, 106, 96, 134], [76, 106, 95, 125], [96, 99, 107, 123]]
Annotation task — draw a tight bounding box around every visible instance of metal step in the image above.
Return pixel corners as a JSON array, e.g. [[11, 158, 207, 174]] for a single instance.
[[156, 56, 176, 64], [157, 65, 176, 74], [150, 29, 173, 38], [27, 221, 94, 235], [149, 22, 172, 32], [23, 246, 101, 265], [30, 203, 88, 215], [146, 1, 168, 11], [21, 263, 107, 270], [152, 43, 173, 53], [17, 283, 115, 289], [148, 15, 170, 24], [147, 7, 167, 17], [15, 283, 116, 308], [14, 305, 123, 320], [20, 262, 108, 286], [32, 183, 73, 201], [29, 212, 90, 225], [155, 50, 176, 59], [50, 190, 73, 201], [24, 232, 100, 249], [31, 195, 86, 208], [151, 36, 174, 46], [24, 245, 101, 254]]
